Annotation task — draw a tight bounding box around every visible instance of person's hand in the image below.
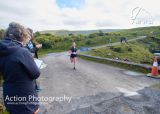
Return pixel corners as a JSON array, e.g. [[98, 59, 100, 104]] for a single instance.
[[68, 50, 71, 54], [36, 44, 42, 48]]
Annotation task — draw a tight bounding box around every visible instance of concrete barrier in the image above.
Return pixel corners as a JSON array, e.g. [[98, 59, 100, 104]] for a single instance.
[[78, 54, 154, 73]]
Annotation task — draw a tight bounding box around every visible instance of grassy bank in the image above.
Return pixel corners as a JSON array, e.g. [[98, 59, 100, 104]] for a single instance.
[[116, 26, 160, 38], [83, 41, 154, 65], [78, 37, 160, 73], [79, 55, 150, 73]]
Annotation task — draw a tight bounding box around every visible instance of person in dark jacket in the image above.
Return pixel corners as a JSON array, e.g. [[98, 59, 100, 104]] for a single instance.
[[0, 22, 40, 114]]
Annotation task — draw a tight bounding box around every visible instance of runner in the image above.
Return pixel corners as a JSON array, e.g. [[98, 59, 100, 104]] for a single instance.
[[70, 42, 78, 70]]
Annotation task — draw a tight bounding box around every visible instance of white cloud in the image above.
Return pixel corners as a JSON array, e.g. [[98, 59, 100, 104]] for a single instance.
[[0, 0, 159, 31]]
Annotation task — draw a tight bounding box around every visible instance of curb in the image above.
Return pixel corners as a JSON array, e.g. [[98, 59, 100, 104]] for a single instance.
[[78, 54, 154, 73], [147, 73, 160, 79]]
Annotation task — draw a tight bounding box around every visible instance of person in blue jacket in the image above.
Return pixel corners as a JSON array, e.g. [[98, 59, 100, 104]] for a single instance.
[[26, 28, 42, 59], [0, 22, 40, 114]]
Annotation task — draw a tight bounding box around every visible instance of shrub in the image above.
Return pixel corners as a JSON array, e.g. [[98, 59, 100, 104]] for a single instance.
[[128, 47, 133, 52], [98, 30, 104, 36], [36, 37, 54, 48], [34, 31, 40, 37], [89, 33, 97, 38], [85, 40, 96, 45], [44, 33, 52, 36], [113, 47, 123, 53], [131, 32, 137, 36], [105, 33, 109, 36]]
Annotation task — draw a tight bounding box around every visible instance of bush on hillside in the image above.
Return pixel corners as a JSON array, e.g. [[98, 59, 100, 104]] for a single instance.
[[34, 31, 40, 37], [89, 33, 97, 38], [128, 47, 133, 52], [85, 39, 96, 45], [113, 47, 123, 53], [36, 37, 54, 48]]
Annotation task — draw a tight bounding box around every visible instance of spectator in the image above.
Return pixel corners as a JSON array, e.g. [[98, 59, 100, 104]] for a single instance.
[[0, 22, 40, 114], [26, 28, 42, 59]]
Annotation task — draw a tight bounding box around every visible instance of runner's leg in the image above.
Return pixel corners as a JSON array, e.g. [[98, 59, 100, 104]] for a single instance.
[[73, 57, 77, 70], [70, 57, 73, 63]]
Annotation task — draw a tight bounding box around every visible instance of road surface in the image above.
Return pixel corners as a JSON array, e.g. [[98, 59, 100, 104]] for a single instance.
[[38, 52, 159, 114]]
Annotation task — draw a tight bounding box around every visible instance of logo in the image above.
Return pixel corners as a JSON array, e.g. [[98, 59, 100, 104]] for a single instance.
[[131, 7, 154, 25]]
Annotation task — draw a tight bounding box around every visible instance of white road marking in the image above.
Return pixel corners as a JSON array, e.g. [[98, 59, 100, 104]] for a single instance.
[[116, 87, 140, 97]]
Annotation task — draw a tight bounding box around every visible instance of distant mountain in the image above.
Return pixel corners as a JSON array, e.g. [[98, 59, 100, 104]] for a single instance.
[[40, 29, 121, 36]]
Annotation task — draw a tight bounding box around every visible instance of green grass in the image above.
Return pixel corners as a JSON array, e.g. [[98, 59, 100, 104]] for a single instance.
[[85, 41, 154, 64], [116, 26, 160, 38], [1, 111, 10, 114], [79, 37, 160, 73], [35, 26, 160, 54], [79, 55, 150, 73], [0, 102, 9, 114]]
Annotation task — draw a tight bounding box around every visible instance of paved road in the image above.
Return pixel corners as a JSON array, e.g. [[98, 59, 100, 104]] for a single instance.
[[38, 51, 158, 114]]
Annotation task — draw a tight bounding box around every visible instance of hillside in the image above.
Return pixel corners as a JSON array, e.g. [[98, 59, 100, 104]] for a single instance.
[[39, 26, 160, 36], [83, 36, 160, 64], [116, 26, 160, 38], [40, 29, 121, 36], [36, 26, 160, 56]]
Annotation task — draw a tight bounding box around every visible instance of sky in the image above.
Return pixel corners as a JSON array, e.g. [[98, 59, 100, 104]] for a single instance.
[[0, 0, 159, 31]]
